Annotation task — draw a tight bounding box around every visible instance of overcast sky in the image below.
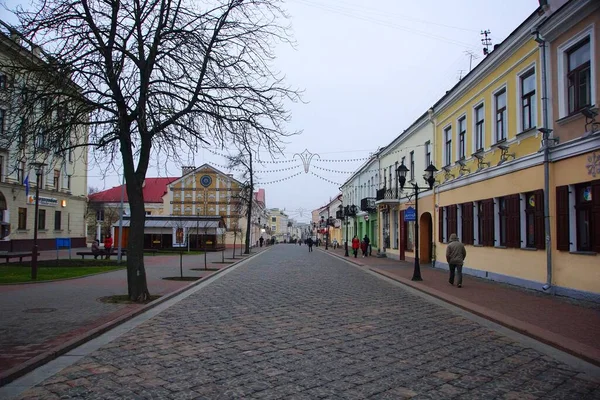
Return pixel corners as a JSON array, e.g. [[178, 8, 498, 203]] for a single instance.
[[4, 0, 540, 222]]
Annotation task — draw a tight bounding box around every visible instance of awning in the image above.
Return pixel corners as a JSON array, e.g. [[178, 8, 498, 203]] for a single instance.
[[0, 191, 6, 210]]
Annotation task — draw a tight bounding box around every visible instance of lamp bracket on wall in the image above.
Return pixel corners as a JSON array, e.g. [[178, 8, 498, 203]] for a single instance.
[[442, 165, 455, 180], [497, 144, 516, 166], [456, 159, 470, 176], [472, 151, 490, 171], [582, 106, 600, 136]]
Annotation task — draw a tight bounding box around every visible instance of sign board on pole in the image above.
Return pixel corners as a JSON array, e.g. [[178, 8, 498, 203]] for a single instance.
[[404, 207, 416, 222]]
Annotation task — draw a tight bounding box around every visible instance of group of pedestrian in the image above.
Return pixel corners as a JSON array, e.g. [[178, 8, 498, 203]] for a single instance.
[[350, 235, 371, 258], [91, 234, 113, 260]]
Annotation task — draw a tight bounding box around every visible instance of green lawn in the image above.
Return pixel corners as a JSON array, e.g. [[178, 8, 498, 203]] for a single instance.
[[0, 260, 126, 284]]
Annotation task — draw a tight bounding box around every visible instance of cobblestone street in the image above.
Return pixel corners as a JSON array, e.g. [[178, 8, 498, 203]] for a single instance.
[[9, 245, 600, 399]]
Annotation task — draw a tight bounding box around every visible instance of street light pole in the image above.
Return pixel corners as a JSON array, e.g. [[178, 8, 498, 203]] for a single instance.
[[30, 162, 46, 280], [397, 162, 438, 282]]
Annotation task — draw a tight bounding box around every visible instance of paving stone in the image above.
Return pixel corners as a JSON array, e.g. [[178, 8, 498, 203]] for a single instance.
[[14, 246, 600, 400]]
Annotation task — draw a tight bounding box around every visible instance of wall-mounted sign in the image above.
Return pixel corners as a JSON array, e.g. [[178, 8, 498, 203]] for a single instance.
[[404, 206, 416, 222], [26, 195, 58, 207]]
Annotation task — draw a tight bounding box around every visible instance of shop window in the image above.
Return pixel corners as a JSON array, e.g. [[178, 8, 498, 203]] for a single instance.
[[556, 181, 600, 252], [524, 190, 544, 249], [575, 183, 593, 251]]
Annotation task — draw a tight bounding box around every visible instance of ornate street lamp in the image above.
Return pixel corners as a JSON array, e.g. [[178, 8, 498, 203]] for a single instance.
[[397, 162, 438, 281], [30, 162, 46, 280]]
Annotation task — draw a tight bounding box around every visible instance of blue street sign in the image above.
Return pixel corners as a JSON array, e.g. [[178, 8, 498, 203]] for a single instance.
[[404, 207, 416, 222]]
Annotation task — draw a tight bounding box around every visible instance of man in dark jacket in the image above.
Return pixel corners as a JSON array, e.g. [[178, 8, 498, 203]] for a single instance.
[[307, 237, 314, 252], [446, 233, 467, 288]]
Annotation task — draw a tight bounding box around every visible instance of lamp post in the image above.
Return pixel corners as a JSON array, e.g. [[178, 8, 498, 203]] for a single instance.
[[30, 162, 46, 280], [342, 204, 358, 257], [396, 162, 438, 281]]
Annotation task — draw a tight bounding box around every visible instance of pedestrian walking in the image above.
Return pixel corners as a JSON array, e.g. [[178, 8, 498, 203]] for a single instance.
[[446, 233, 467, 288], [351, 235, 360, 258], [307, 237, 314, 252], [362, 235, 370, 257], [332, 238, 338, 249], [259, 237, 264, 247], [103, 234, 113, 259]]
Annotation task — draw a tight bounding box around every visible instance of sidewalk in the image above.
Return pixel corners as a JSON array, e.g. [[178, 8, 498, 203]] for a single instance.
[[0, 245, 268, 386], [321, 246, 600, 367]]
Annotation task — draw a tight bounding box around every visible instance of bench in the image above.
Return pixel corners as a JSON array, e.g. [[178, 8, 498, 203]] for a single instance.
[[75, 249, 158, 260], [0, 252, 40, 263]]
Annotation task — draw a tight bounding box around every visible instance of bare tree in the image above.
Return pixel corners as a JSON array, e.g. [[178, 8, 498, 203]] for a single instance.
[[6, 0, 299, 300]]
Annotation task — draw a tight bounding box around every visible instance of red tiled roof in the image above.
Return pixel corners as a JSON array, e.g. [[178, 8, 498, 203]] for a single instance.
[[89, 177, 178, 203]]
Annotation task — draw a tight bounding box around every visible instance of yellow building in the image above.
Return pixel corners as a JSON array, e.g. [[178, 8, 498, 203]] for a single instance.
[[431, 0, 599, 301]]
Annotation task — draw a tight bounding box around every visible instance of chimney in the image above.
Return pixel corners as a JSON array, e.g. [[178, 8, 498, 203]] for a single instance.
[[181, 166, 195, 176]]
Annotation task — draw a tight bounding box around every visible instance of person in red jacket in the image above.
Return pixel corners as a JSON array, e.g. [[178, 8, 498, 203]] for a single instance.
[[351, 235, 360, 258], [104, 234, 113, 259]]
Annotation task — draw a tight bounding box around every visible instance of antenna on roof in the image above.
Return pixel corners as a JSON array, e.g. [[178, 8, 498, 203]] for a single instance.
[[481, 30, 492, 56], [464, 50, 479, 71]]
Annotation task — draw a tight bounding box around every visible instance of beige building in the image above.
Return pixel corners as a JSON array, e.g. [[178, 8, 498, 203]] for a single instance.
[[0, 24, 88, 251]]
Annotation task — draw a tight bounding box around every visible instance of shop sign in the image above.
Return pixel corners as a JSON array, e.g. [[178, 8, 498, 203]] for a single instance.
[[404, 207, 416, 222], [26, 195, 58, 207]]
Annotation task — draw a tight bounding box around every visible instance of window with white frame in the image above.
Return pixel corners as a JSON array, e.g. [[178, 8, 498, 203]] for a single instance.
[[567, 38, 591, 115], [444, 126, 452, 166], [520, 69, 536, 131], [494, 88, 507, 143], [474, 104, 484, 152], [457, 117, 466, 160], [557, 28, 595, 119], [425, 141, 431, 167], [409, 151, 414, 181]]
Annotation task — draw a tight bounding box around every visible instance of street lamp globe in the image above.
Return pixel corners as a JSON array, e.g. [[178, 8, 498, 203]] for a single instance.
[[396, 162, 409, 189], [424, 163, 438, 189]]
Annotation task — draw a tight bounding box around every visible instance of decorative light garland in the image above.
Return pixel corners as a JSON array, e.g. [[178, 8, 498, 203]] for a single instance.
[[310, 172, 341, 186], [261, 171, 303, 185]]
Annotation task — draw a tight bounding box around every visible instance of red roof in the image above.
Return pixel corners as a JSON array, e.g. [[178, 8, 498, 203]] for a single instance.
[[89, 177, 178, 203]]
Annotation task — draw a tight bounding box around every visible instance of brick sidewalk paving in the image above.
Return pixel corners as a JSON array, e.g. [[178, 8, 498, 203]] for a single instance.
[[0, 245, 268, 386], [320, 246, 600, 367]]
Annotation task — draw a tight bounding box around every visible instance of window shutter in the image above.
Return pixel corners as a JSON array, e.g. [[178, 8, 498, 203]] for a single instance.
[[592, 182, 600, 253], [534, 189, 545, 250], [448, 205, 458, 239], [556, 186, 570, 251], [438, 207, 444, 243], [461, 203, 474, 245], [484, 199, 495, 247], [508, 194, 521, 248]]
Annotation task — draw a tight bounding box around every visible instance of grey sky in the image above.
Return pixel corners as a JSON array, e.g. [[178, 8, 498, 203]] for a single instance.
[[4, 0, 540, 222]]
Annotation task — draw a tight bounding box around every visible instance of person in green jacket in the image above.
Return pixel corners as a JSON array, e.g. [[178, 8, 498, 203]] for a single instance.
[[446, 233, 466, 288]]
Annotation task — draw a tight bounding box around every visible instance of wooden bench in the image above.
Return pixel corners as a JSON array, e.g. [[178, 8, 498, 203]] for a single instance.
[[0, 252, 40, 263]]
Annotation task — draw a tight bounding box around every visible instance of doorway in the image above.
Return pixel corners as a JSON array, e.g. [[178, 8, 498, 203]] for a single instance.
[[420, 212, 433, 263]]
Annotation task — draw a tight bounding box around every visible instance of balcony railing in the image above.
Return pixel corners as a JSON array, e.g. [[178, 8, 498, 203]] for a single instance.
[[376, 188, 397, 201], [360, 197, 376, 213]]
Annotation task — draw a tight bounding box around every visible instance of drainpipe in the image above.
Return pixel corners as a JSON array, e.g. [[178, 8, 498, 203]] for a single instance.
[[534, 30, 553, 293], [428, 107, 437, 268]]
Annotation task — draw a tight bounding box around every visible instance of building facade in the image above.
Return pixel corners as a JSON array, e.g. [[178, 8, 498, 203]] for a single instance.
[[0, 24, 88, 251], [268, 208, 289, 242], [376, 111, 435, 262]]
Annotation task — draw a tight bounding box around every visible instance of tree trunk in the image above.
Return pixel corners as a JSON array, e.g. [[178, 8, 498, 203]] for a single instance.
[[244, 152, 253, 254], [232, 231, 236, 259], [126, 185, 150, 301]]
